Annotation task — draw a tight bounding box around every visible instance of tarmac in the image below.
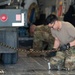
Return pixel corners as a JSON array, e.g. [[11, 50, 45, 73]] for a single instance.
[[0, 51, 75, 75]]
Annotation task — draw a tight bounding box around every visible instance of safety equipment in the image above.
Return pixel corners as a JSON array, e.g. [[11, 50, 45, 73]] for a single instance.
[[60, 43, 70, 51], [46, 48, 57, 57]]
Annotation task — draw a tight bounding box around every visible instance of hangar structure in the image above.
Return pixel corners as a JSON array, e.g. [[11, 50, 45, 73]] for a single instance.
[[0, 0, 74, 75]]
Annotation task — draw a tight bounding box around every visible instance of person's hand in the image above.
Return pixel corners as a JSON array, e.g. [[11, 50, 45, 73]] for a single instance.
[[47, 48, 57, 57], [60, 43, 70, 51], [51, 48, 57, 51]]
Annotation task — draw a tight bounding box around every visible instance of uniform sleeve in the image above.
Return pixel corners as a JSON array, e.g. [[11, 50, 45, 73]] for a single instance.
[[34, 25, 44, 31]]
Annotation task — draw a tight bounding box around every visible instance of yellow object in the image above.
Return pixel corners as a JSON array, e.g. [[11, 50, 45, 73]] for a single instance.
[[59, 1, 63, 5]]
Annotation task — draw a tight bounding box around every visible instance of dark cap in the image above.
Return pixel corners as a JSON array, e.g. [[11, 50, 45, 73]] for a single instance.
[[46, 14, 58, 25]]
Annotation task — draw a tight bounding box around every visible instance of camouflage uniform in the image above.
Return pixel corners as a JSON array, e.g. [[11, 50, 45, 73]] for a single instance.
[[33, 25, 54, 51], [50, 51, 65, 70], [65, 47, 75, 70], [50, 47, 75, 70]]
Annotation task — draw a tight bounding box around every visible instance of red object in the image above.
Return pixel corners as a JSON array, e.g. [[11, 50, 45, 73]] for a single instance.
[[58, 5, 62, 16], [0, 14, 8, 22], [16, 14, 21, 21]]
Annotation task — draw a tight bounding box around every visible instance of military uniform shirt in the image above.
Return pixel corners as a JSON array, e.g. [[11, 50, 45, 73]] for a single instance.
[[51, 21, 75, 45]]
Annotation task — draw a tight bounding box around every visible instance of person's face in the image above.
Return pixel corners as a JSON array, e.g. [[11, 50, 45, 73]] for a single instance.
[[48, 21, 58, 30]]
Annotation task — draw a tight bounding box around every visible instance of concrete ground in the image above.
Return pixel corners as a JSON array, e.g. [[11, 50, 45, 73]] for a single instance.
[[0, 51, 75, 75]]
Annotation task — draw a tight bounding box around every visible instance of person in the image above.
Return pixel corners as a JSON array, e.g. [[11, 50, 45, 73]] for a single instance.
[[28, 24, 55, 56], [45, 14, 75, 70]]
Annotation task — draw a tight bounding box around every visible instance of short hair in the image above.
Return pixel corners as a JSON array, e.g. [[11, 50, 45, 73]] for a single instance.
[[46, 14, 58, 25]]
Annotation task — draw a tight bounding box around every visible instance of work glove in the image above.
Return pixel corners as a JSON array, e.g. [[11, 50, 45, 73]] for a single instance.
[[60, 43, 70, 51], [47, 48, 57, 57]]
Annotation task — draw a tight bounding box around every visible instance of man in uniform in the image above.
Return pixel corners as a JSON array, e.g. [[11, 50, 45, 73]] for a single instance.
[[45, 14, 75, 70], [29, 24, 54, 56]]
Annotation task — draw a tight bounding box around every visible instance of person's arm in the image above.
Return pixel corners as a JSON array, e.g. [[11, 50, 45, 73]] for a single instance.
[[59, 40, 75, 51], [69, 40, 75, 47], [29, 24, 36, 36], [66, 23, 75, 47], [53, 37, 60, 49], [60, 39, 75, 50], [60, 23, 75, 50]]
